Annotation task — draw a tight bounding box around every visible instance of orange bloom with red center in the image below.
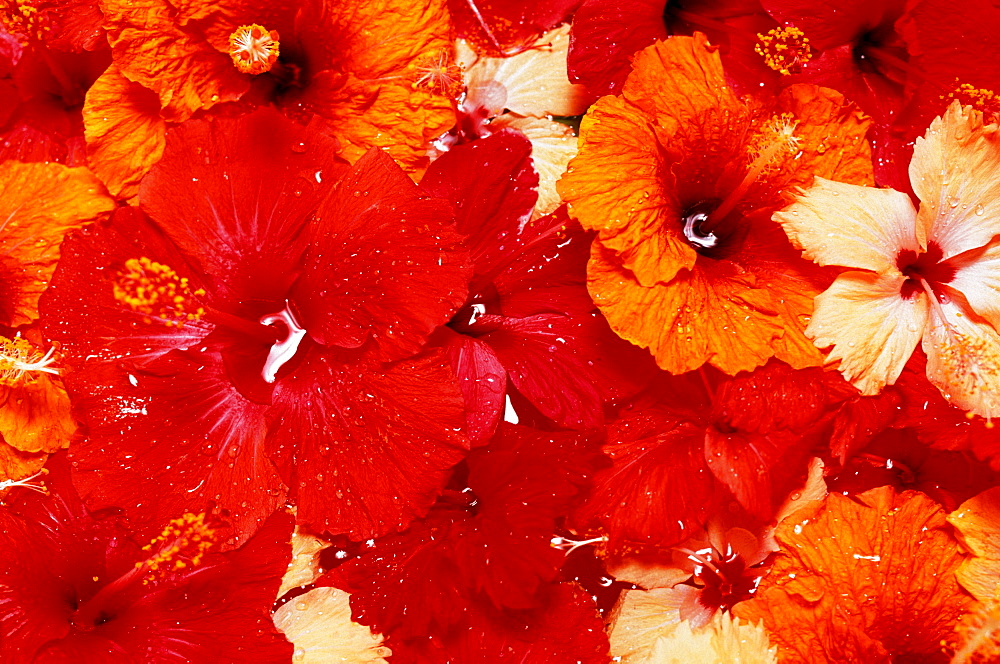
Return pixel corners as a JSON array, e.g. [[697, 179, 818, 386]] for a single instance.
[[86, 0, 455, 198], [558, 34, 873, 375], [734, 487, 974, 663]]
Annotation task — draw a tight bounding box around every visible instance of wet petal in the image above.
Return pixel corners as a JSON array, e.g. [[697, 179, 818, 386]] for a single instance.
[[776, 178, 919, 272], [272, 587, 390, 664], [949, 486, 1000, 602], [808, 270, 928, 395]]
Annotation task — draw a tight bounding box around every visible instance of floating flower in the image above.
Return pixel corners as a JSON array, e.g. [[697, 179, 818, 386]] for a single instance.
[[42, 109, 470, 546], [734, 486, 974, 662], [559, 34, 873, 375], [777, 102, 1000, 418], [0, 455, 295, 661]]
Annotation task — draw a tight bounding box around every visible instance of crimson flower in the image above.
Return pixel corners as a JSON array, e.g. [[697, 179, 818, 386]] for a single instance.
[[42, 108, 471, 546], [422, 130, 651, 442], [0, 455, 294, 663], [330, 423, 602, 644]]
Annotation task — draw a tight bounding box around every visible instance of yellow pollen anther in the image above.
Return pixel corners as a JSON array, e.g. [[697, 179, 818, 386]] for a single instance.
[[0, 467, 49, 497], [0, 336, 59, 387], [943, 81, 1000, 121], [138, 512, 218, 582], [229, 24, 280, 75], [756, 26, 812, 76], [411, 50, 464, 98], [0, 0, 50, 45], [113, 257, 206, 328]]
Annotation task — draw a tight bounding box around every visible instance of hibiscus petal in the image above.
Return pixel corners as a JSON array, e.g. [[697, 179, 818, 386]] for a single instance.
[[270, 347, 469, 540], [0, 160, 114, 326], [447, 0, 579, 56], [293, 148, 470, 362], [272, 587, 390, 663], [464, 26, 589, 118], [923, 295, 1000, 417], [775, 177, 919, 273], [948, 486, 1000, 602], [441, 331, 506, 445], [734, 487, 974, 663], [492, 114, 579, 218], [912, 102, 1000, 258], [0, 374, 75, 455], [808, 270, 927, 395], [82, 65, 166, 201], [947, 240, 1000, 330]]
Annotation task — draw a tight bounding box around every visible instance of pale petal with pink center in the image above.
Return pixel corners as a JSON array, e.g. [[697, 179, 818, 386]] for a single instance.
[[922, 297, 1000, 417], [912, 103, 1000, 258], [808, 271, 928, 394], [776, 178, 919, 273]]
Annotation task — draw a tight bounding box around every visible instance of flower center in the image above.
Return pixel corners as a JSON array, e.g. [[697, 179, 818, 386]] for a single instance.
[[0, 0, 48, 45], [755, 26, 812, 76], [682, 201, 720, 249], [259, 303, 307, 383], [113, 257, 206, 328], [229, 24, 280, 75], [412, 50, 464, 98], [896, 242, 956, 300], [0, 336, 59, 386]]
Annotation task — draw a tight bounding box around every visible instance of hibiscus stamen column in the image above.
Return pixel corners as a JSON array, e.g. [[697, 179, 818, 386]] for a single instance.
[[71, 512, 218, 630], [259, 304, 307, 383], [229, 24, 281, 75]]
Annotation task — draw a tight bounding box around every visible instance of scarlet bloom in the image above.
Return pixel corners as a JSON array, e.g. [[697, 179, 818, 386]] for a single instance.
[[778, 102, 1000, 418], [42, 109, 471, 546], [0, 455, 295, 662], [559, 34, 873, 375], [423, 130, 651, 441]]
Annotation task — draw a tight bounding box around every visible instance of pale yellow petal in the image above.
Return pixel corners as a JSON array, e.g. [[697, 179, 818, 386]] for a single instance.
[[948, 241, 1000, 330], [912, 102, 1000, 258], [775, 178, 919, 272], [273, 587, 390, 664], [922, 297, 1000, 418], [277, 528, 331, 598], [648, 612, 778, 664], [464, 25, 589, 118], [809, 271, 928, 395], [493, 114, 576, 217], [609, 587, 684, 663]]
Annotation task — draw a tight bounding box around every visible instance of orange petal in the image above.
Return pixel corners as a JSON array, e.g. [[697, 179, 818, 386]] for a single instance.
[[295, 0, 455, 173], [559, 93, 694, 287], [949, 486, 1000, 602], [588, 244, 782, 375], [922, 297, 1000, 417], [101, 0, 250, 122], [734, 487, 975, 663], [776, 178, 919, 273], [913, 102, 1000, 258], [0, 445, 46, 485], [272, 587, 391, 663], [0, 161, 114, 326], [809, 271, 928, 395], [83, 65, 167, 201], [0, 374, 75, 454]]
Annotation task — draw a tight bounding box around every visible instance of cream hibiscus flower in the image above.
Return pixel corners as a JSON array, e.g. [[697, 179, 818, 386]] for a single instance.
[[777, 102, 1000, 418]]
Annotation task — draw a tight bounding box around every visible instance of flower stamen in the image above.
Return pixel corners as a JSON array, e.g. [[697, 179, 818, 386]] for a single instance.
[[0, 467, 49, 497], [113, 257, 206, 328], [229, 24, 280, 75], [259, 303, 307, 383], [755, 26, 812, 76], [0, 336, 60, 386], [139, 512, 219, 583]]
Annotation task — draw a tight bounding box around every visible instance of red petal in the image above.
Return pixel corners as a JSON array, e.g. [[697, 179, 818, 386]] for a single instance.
[[440, 329, 507, 445], [292, 148, 470, 361], [448, 0, 581, 55]]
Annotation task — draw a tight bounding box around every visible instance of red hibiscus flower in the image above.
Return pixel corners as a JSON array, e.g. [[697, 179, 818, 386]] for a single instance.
[[422, 129, 652, 442], [0, 454, 294, 663], [330, 423, 602, 644], [41, 108, 471, 546]]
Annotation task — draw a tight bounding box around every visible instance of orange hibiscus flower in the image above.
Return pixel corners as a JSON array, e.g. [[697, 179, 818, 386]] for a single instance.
[[85, 0, 455, 198], [734, 487, 974, 663], [558, 33, 873, 375], [777, 102, 1000, 418]]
